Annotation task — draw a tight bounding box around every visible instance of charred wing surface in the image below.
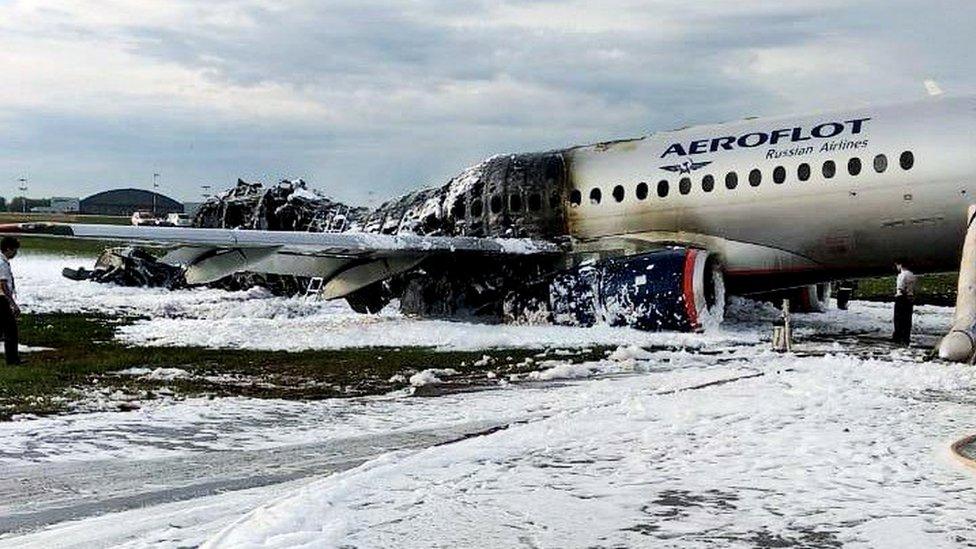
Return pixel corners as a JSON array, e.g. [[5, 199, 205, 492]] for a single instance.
[[62, 247, 184, 289]]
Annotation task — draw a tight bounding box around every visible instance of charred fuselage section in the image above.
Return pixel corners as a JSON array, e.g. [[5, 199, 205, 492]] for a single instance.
[[344, 151, 571, 317], [69, 150, 725, 331]]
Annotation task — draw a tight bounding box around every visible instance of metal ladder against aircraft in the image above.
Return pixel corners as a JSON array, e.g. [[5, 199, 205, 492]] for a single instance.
[[305, 276, 325, 298]]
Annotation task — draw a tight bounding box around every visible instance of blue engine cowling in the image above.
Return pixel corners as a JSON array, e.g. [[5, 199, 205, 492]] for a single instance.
[[549, 248, 724, 331]]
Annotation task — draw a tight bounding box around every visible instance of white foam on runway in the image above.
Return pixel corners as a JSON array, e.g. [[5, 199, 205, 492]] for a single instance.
[[205, 353, 976, 549], [6, 253, 974, 548]]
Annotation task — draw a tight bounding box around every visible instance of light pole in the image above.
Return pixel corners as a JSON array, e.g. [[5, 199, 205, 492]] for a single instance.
[[16, 177, 27, 214], [152, 173, 160, 216]]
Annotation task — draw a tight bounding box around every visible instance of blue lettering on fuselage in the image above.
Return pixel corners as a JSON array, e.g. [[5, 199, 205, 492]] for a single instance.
[[660, 117, 871, 158]]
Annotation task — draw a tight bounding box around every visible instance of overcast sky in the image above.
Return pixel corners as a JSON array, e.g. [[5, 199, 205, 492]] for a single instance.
[[1, 0, 973, 204]]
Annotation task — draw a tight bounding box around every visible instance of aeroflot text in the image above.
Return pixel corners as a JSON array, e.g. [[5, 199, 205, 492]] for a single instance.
[[660, 118, 871, 158]]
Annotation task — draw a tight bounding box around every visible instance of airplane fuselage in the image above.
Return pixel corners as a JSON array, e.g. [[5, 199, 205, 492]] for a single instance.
[[563, 96, 976, 291]]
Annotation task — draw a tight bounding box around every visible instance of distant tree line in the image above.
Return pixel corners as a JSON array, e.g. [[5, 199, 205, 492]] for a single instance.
[[5, 197, 48, 212]]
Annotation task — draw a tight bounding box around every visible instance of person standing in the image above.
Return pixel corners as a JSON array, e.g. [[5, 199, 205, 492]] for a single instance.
[[893, 262, 916, 345], [0, 237, 22, 364]]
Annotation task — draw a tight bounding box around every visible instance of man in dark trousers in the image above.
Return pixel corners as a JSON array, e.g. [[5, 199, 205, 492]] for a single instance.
[[0, 237, 22, 364], [893, 261, 916, 345]]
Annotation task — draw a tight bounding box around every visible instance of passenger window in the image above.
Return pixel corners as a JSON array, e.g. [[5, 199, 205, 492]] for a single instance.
[[822, 160, 836, 179], [848, 157, 862, 176], [679, 177, 691, 195], [702, 175, 714, 192], [900, 151, 914, 170], [490, 194, 503, 214], [528, 193, 542, 212], [725, 172, 738, 190], [451, 198, 465, 218], [612, 185, 625, 202], [874, 154, 888, 173], [749, 169, 762, 187], [569, 189, 582, 206], [657, 180, 669, 198], [773, 166, 786, 184], [798, 163, 811, 181], [589, 188, 602, 205], [471, 198, 483, 217], [509, 194, 523, 212], [636, 182, 648, 200]]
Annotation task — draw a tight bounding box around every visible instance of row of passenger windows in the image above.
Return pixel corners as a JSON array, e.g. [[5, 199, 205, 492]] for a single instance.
[[459, 190, 560, 219], [569, 151, 915, 206]]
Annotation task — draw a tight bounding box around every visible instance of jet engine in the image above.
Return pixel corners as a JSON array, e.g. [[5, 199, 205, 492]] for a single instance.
[[549, 248, 725, 331]]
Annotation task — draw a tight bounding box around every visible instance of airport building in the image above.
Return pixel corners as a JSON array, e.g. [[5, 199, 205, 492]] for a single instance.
[[79, 189, 184, 216]]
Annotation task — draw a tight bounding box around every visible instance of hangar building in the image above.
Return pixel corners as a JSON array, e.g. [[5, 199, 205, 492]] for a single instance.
[[80, 189, 184, 216]]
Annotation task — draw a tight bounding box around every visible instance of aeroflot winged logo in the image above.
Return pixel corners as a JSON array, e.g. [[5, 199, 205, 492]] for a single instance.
[[660, 159, 712, 174], [659, 117, 871, 159]]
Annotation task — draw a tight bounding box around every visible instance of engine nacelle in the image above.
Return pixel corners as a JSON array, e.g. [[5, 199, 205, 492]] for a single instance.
[[790, 283, 832, 313], [752, 283, 832, 313], [550, 248, 724, 331]]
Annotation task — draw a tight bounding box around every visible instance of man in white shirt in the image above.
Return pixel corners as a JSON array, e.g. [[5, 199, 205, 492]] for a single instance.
[[0, 236, 21, 364], [893, 262, 916, 345]]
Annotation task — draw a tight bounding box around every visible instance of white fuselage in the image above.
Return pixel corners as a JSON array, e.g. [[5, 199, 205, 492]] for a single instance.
[[564, 96, 976, 290]]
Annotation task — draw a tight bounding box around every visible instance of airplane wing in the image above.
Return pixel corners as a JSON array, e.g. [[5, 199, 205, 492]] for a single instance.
[[0, 223, 563, 299]]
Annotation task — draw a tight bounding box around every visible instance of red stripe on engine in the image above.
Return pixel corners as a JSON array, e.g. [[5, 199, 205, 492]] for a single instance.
[[682, 249, 699, 330]]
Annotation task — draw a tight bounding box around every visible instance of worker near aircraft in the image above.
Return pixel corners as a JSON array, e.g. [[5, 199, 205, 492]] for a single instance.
[[893, 262, 917, 345], [0, 237, 22, 364]]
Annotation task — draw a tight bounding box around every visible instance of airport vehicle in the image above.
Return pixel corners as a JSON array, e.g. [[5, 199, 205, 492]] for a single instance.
[[5, 95, 974, 331], [164, 213, 193, 227], [130, 211, 163, 226]]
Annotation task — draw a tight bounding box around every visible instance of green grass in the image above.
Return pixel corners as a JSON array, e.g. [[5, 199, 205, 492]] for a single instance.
[[19, 236, 123, 257], [0, 312, 609, 419], [0, 212, 130, 225], [854, 272, 957, 306]]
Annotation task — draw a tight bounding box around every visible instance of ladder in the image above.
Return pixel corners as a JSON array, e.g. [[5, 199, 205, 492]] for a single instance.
[[305, 277, 324, 298]]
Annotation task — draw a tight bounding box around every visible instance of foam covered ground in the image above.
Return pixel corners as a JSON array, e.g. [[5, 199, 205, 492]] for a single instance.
[[5, 253, 976, 548], [14, 254, 948, 351], [204, 353, 976, 548]]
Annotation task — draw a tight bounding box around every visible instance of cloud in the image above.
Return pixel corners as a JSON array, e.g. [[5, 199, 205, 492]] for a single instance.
[[0, 0, 973, 202]]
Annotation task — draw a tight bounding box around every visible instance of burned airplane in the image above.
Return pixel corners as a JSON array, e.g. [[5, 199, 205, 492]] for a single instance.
[[8, 95, 976, 332]]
